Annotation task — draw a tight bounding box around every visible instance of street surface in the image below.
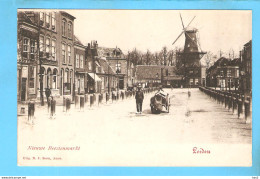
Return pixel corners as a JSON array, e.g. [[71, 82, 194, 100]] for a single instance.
[[17, 88, 252, 166]]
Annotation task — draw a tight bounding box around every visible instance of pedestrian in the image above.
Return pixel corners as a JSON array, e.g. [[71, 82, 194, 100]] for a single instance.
[[45, 88, 51, 104], [135, 84, 144, 114], [28, 99, 35, 125], [50, 96, 56, 119]]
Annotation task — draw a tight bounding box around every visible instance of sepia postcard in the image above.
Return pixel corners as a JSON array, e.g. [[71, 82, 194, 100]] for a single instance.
[[17, 9, 252, 166]]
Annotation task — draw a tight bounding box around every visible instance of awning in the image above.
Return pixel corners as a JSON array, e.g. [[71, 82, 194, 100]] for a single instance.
[[88, 73, 102, 82]]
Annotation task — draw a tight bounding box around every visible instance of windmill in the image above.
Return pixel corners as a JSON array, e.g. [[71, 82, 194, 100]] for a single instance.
[[172, 13, 206, 87]]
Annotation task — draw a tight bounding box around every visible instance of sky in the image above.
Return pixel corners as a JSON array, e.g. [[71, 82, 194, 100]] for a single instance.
[[68, 10, 251, 57]]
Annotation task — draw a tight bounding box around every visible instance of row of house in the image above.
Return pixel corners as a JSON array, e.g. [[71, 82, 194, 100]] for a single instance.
[[135, 65, 207, 88], [206, 40, 252, 95], [17, 10, 136, 102]]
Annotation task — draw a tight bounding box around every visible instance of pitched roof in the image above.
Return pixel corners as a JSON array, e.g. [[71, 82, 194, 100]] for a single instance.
[[97, 58, 116, 75], [74, 35, 85, 47], [136, 65, 177, 80], [97, 47, 125, 58]]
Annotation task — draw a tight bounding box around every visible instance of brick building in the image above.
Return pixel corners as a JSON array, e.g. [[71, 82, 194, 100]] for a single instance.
[[17, 10, 77, 103], [37, 11, 60, 98], [74, 35, 86, 95], [97, 47, 128, 90], [17, 11, 39, 102], [136, 65, 182, 88], [85, 41, 102, 93], [96, 58, 117, 93], [239, 40, 252, 96], [58, 11, 76, 96], [206, 57, 240, 91]]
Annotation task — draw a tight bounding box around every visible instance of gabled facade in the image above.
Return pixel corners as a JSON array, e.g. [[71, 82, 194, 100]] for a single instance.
[[97, 58, 117, 93], [17, 10, 77, 102], [85, 40, 101, 93], [97, 47, 128, 90], [206, 57, 240, 90], [17, 11, 39, 101]]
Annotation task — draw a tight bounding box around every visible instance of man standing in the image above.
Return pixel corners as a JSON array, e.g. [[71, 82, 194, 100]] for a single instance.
[[45, 88, 51, 104], [135, 84, 144, 114]]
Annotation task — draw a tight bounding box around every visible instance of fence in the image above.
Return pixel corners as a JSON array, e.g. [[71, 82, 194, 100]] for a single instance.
[[22, 87, 161, 121], [199, 86, 251, 122]]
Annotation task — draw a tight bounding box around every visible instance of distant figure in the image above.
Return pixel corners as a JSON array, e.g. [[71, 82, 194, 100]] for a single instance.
[[135, 84, 144, 114], [47, 96, 52, 113], [28, 99, 35, 124], [45, 88, 51, 104], [50, 96, 56, 118], [188, 90, 191, 98]]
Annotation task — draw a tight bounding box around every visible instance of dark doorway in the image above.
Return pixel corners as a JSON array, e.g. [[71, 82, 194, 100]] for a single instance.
[[21, 78, 27, 101], [119, 77, 124, 89]]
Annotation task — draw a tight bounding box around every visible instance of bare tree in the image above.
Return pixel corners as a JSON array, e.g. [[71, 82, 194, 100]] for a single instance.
[[203, 51, 218, 68], [145, 49, 151, 65], [154, 52, 159, 65], [162, 46, 168, 66], [228, 48, 235, 60]]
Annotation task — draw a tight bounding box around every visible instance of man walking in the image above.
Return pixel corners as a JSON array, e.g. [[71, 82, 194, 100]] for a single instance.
[[135, 84, 144, 114]]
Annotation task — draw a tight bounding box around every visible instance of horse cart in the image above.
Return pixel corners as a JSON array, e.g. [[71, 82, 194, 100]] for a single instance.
[[150, 91, 170, 114]]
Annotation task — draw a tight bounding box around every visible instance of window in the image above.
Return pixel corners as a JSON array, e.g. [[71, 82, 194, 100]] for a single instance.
[[116, 63, 121, 73], [62, 20, 66, 36], [236, 69, 239, 78], [227, 69, 231, 77], [30, 40, 36, 53], [189, 70, 193, 74], [51, 12, 56, 31], [40, 12, 44, 26], [51, 39, 56, 60], [23, 38, 29, 52], [68, 22, 72, 38], [45, 12, 50, 28], [220, 70, 224, 77], [80, 77, 84, 91], [30, 40, 36, 60], [46, 37, 50, 57], [80, 55, 83, 68], [62, 44, 66, 63], [29, 66, 35, 88], [88, 61, 92, 71], [189, 79, 193, 85], [23, 38, 29, 58], [76, 54, 79, 68], [195, 78, 199, 85], [68, 45, 71, 64]]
